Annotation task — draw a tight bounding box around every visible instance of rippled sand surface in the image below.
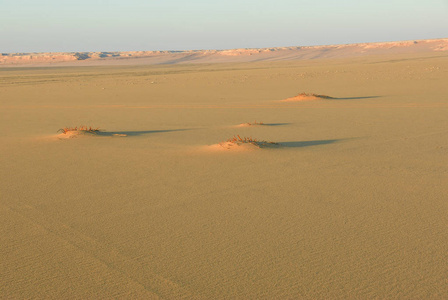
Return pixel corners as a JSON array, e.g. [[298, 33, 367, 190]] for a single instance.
[[1, 48, 447, 298]]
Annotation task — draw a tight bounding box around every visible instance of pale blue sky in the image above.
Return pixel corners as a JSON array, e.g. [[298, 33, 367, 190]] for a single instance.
[[1, 0, 447, 52]]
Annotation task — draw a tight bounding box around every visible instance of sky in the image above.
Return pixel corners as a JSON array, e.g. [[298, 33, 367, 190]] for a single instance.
[[1, 0, 447, 53]]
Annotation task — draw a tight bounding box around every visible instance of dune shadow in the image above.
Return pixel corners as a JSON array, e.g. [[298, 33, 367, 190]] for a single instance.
[[162, 54, 202, 65], [331, 96, 381, 100], [280, 139, 342, 148], [97, 129, 191, 137]]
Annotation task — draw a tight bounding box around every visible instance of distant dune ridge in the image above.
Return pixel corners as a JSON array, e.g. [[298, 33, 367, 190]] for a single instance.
[[1, 38, 447, 66]]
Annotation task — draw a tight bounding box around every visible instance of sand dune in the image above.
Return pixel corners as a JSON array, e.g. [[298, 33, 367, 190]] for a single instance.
[[1, 40, 448, 299], [1, 38, 447, 67]]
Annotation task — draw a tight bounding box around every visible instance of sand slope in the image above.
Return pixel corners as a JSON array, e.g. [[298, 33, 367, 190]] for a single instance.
[[1, 43, 448, 299]]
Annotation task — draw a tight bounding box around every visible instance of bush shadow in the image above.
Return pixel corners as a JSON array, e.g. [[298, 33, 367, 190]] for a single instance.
[[263, 123, 291, 126], [331, 96, 381, 100], [97, 128, 191, 137], [280, 139, 343, 148]]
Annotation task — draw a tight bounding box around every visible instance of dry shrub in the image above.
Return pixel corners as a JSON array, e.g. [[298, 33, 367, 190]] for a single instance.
[[297, 92, 332, 99], [58, 126, 100, 134], [221, 135, 278, 148], [242, 121, 264, 126]]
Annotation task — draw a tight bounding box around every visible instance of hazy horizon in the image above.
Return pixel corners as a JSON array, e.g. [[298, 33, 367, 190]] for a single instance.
[[2, 37, 448, 55], [1, 0, 448, 53]]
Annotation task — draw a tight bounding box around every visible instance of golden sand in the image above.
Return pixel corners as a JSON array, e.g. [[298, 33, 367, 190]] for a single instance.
[[1, 43, 447, 298]]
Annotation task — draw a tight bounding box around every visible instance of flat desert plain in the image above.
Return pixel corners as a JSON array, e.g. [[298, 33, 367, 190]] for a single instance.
[[1, 44, 448, 299]]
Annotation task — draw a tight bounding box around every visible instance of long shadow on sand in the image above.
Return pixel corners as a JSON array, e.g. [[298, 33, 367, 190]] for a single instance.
[[263, 123, 291, 126], [281, 139, 342, 148], [97, 129, 190, 137], [331, 96, 380, 100]]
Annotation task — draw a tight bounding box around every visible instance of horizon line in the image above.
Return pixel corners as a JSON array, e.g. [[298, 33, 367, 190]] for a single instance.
[[2, 37, 447, 55]]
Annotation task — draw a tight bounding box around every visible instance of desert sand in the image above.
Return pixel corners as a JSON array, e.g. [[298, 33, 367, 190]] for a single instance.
[[1, 40, 448, 299]]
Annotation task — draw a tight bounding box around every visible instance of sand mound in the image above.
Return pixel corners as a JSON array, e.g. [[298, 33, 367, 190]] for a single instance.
[[56, 126, 100, 139], [208, 142, 259, 152], [281, 93, 334, 102], [56, 130, 100, 139], [56, 132, 128, 139], [236, 121, 265, 127], [208, 136, 280, 151], [55, 126, 128, 139]]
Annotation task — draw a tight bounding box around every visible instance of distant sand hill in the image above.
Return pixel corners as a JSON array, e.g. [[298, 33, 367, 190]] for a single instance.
[[1, 38, 447, 66]]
